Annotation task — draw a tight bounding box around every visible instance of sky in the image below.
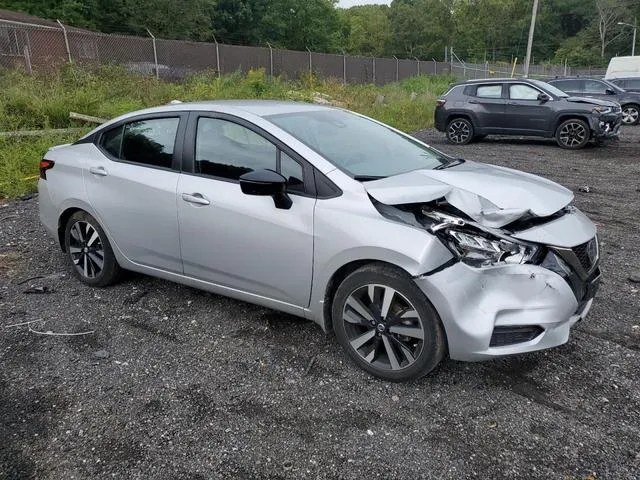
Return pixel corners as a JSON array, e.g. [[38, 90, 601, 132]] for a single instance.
[[337, 0, 391, 7]]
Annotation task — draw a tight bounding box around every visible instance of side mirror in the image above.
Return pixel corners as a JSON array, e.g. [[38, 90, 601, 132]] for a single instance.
[[239, 169, 292, 210], [605, 88, 616, 95], [537, 93, 551, 102]]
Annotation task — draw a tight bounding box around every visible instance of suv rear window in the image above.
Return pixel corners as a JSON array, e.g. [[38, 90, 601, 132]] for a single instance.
[[476, 85, 502, 98]]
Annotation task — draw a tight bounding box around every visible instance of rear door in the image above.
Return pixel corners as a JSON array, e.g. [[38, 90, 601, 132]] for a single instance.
[[467, 83, 506, 131], [84, 113, 186, 273], [503, 83, 551, 134]]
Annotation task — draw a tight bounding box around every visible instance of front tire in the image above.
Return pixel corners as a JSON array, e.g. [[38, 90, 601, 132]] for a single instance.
[[446, 118, 474, 145], [64, 211, 121, 287], [556, 119, 590, 149], [621, 104, 640, 125], [332, 263, 447, 382]]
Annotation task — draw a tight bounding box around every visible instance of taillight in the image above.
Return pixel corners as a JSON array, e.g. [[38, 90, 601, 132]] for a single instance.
[[39, 159, 55, 180], [436, 99, 446, 108]]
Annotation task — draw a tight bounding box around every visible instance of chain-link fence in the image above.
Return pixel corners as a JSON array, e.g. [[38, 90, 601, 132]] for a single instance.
[[0, 18, 603, 84], [448, 48, 606, 80]]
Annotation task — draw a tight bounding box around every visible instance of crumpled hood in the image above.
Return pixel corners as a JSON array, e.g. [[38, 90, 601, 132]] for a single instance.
[[565, 96, 619, 107], [364, 161, 573, 228]]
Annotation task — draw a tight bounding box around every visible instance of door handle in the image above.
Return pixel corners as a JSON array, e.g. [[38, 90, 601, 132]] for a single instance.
[[182, 193, 210, 206], [89, 166, 108, 176]]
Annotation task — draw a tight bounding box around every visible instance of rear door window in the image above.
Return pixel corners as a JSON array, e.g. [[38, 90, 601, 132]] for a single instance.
[[121, 118, 180, 169], [100, 117, 180, 170]]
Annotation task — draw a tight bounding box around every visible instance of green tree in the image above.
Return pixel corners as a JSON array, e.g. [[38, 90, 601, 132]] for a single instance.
[[340, 5, 392, 57], [389, 0, 452, 59]]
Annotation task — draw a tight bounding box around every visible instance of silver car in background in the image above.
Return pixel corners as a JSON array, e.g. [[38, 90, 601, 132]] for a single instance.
[[38, 101, 600, 381]]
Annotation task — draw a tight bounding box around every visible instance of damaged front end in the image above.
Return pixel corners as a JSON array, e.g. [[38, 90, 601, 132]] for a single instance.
[[374, 197, 601, 360]]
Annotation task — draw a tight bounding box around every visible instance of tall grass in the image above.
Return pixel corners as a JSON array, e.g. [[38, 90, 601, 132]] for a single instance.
[[0, 65, 454, 198]]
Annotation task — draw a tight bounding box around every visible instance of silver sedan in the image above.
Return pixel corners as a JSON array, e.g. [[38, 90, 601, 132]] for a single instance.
[[38, 101, 600, 381]]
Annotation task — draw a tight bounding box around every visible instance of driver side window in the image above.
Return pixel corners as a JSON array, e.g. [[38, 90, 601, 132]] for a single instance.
[[195, 118, 277, 180], [195, 117, 306, 193], [509, 84, 540, 100]]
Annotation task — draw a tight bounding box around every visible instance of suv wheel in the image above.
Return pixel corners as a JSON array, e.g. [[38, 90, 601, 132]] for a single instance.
[[556, 119, 590, 149], [332, 263, 447, 382], [446, 118, 474, 145], [621, 104, 639, 125]]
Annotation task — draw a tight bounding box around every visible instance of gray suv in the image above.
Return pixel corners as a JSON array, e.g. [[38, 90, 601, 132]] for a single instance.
[[547, 77, 640, 125], [435, 78, 622, 149]]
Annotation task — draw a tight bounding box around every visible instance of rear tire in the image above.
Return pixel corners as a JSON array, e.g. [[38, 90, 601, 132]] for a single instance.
[[555, 119, 590, 149], [621, 104, 639, 125], [64, 211, 121, 287], [446, 118, 474, 145], [332, 263, 447, 382]]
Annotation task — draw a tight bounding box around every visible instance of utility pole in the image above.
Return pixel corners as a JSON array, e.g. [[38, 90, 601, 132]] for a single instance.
[[523, 0, 539, 78]]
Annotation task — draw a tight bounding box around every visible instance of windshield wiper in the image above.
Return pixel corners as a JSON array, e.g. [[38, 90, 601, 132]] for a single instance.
[[434, 158, 465, 170], [353, 175, 386, 181]]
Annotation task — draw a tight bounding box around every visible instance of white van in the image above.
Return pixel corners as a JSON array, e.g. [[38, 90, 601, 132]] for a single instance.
[[605, 56, 640, 79]]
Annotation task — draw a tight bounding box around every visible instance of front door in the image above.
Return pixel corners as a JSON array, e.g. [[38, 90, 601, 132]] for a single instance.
[[503, 83, 551, 134], [177, 114, 315, 307]]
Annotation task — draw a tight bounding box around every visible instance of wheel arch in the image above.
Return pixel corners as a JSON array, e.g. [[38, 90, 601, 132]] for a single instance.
[[56, 200, 98, 252], [554, 114, 590, 134], [445, 112, 476, 128], [322, 259, 419, 334]]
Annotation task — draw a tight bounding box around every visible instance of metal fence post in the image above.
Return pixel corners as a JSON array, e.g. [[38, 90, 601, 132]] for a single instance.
[[213, 34, 220, 77], [146, 29, 159, 79], [266, 42, 273, 77], [56, 20, 72, 63], [306, 47, 312, 75], [393, 56, 398, 81], [414, 56, 420, 76], [342, 50, 346, 85], [432, 58, 437, 75], [372, 57, 376, 84], [23, 45, 32, 74]]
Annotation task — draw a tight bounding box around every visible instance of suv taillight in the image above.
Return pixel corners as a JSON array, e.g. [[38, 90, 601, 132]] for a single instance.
[[39, 159, 55, 180], [436, 99, 446, 108]]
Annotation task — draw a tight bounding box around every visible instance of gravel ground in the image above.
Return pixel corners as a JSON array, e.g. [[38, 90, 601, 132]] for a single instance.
[[1, 127, 639, 480]]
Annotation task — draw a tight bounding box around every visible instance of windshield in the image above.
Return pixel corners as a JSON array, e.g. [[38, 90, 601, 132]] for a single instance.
[[531, 79, 569, 98], [265, 109, 449, 178]]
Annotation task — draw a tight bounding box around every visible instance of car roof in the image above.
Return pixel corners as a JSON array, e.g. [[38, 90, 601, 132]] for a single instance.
[[547, 77, 609, 81], [116, 100, 336, 119], [455, 78, 539, 85]]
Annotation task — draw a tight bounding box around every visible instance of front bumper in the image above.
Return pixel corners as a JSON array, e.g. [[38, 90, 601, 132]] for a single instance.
[[415, 260, 599, 361], [589, 112, 622, 139]]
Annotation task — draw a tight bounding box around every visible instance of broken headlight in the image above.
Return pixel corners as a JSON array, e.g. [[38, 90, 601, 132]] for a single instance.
[[446, 229, 539, 267], [423, 208, 539, 268]]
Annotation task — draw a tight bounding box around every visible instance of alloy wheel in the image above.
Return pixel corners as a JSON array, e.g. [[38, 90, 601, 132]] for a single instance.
[[558, 121, 587, 147], [622, 106, 639, 125], [68, 220, 105, 279], [342, 284, 425, 372], [447, 120, 471, 144]]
